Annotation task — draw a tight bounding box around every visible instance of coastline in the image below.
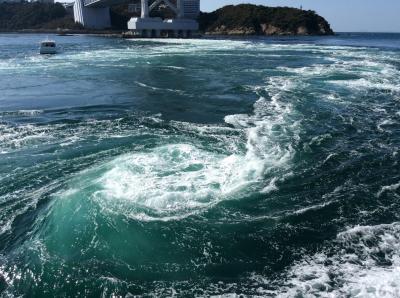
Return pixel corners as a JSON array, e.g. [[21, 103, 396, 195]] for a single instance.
[[0, 29, 125, 37], [0, 29, 334, 39]]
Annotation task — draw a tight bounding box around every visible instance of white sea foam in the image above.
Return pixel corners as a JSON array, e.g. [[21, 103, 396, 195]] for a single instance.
[[271, 223, 400, 297], [276, 46, 400, 101], [163, 65, 186, 70], [93, 144, 244, 220], [309, 134, 332, 146], [377, 182, 400, 197], [293, 200, 336, 215], [334, 78, 400, 93], [323, 153, 337, 164], [135, 80, 185, 94], [377, 119, 397, 132], [0, 115, 159, 153], [224, 77, 299, 194], [261, 177, 279, 194], [17, 110, 43, 116], [0, 219, 12, 235], [0, 265, 11, 285], [0, 123, 55, 151]]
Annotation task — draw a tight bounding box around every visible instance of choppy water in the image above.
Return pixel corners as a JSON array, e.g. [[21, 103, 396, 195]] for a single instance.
[[0, 33, 399, 297]]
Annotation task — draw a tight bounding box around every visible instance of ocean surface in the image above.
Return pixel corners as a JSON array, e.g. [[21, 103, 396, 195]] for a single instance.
[[0, 32, 399, 297]]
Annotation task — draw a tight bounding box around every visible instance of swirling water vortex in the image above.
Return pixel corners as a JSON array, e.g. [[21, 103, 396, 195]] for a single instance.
[[0, 34, 399, 297]]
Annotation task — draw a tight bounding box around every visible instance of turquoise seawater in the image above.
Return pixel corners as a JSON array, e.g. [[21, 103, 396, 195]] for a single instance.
[[0, 33, 399, 297]]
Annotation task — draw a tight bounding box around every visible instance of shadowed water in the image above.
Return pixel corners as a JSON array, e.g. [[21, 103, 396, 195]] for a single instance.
[[0, 33, 399, 297]]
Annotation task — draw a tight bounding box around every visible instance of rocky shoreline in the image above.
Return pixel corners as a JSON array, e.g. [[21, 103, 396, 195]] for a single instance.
[[205, 23, 333, 36]]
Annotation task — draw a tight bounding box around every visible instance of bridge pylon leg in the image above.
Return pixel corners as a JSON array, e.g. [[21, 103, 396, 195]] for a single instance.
[[142, 29, 149, 38], [73, 0, 111, 29]]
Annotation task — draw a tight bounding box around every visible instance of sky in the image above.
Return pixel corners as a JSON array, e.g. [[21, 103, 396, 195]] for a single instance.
[[201, 0, 400, 33]]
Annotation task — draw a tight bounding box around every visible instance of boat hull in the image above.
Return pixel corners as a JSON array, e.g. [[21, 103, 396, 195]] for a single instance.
[[40, 47, 57, 55]]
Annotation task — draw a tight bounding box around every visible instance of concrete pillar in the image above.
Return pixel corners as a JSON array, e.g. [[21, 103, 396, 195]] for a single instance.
[[177, 0, 184, 18], [73, 0, 111, 29], [73, 0, 84, 25], [141, 0, 149, 18]]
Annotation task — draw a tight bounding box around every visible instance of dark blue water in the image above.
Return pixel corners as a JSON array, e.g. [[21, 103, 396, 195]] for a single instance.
[[0, 33, 399, 297]]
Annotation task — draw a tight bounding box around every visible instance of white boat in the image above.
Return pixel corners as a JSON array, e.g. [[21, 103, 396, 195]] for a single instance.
[[40, 39, 57, 55]]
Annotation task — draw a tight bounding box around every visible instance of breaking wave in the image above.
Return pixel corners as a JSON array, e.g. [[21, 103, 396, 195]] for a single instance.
[[276, 223, 400, 298]]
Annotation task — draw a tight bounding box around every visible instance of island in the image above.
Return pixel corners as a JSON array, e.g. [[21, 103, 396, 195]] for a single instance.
[[199, 4, 334, 36]]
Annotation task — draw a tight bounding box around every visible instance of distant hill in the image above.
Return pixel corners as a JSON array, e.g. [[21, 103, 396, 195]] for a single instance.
[[0, 3, 81, 30], [199, 4, 334, 36]]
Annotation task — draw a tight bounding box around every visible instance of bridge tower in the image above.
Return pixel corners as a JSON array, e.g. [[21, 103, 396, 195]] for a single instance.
[[141, 0, 149, 18], [177, 0, 184, 18], [128, 0, 200, 37], [74, 0, 200, 34], [73, 0, 111, 29]]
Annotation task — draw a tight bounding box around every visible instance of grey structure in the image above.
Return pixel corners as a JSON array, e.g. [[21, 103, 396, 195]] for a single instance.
[[182, 0, 200, 19], [74, 0, 111, 29], [74, 0, 200, 34], [127, 0, 199, 37], [36, 0, 55, 3]]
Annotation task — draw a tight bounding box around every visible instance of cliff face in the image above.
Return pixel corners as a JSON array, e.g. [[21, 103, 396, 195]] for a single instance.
[[199, 4, 334, 36]]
